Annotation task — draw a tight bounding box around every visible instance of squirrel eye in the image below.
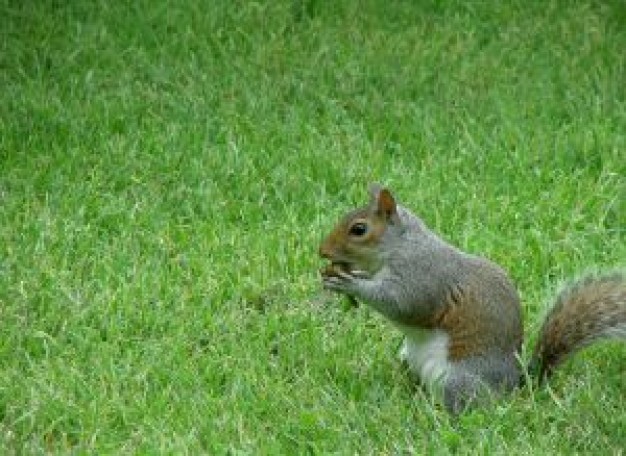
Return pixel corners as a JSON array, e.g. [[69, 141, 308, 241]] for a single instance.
[[349, 222, 369, 237]]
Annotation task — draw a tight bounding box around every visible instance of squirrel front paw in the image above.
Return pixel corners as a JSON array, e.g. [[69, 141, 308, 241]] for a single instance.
[[322, 269, 357, 293], [320, 262, 372, 299], [321, 267, 368, 294]]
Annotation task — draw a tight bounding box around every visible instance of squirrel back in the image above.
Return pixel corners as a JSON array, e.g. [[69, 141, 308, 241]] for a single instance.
[[319, 184, 626, 413]]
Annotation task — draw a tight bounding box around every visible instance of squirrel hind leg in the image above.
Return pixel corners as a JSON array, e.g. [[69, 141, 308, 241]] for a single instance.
[[443, 354, 521, 414]]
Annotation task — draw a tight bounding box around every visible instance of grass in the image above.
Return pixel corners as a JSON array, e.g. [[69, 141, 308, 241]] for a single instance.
[[1, 0, 625, 453]]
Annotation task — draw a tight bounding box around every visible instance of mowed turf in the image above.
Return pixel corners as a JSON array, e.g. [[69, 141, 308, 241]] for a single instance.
[[1, 0, 625, 453]]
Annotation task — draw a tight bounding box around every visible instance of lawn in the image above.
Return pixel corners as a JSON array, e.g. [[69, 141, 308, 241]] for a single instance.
[[1, 0, 625, 453]]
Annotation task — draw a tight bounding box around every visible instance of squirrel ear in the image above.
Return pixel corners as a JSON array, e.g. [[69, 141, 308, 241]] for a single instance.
[[369, 183, 384, 200], [369, 184, 401, 225]]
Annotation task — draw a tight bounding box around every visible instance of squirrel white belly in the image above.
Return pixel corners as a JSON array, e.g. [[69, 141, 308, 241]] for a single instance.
[[319, 184, 626, 413], [397, 326, 452, 390]]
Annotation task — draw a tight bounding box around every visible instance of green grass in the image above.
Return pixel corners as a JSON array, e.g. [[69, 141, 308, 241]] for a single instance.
[[1, 0, 625, 453]]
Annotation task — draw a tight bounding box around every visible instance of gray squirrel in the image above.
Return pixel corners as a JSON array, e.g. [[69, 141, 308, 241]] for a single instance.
[[319, 184, 626, 414]]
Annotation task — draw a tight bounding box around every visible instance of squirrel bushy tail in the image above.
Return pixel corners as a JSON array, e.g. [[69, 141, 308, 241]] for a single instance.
[[529, 272, 626, 382]]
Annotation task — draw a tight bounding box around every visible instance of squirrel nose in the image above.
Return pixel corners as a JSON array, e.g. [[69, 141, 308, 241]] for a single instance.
[[319, 242, 332, 259]]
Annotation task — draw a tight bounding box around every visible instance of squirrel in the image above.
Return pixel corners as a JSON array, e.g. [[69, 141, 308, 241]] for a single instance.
[[319, 184, 626, 414]]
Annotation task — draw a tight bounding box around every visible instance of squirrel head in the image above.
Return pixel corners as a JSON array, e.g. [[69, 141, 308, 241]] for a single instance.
[[319, 183, 405, 278]]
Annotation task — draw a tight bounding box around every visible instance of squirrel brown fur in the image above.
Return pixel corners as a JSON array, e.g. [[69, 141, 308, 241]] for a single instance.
[[319, 184, 626, 414]]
